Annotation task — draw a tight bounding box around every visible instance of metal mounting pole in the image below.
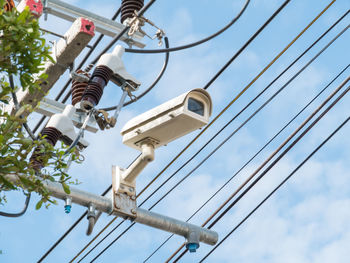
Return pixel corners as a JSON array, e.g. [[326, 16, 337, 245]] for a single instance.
[[5, 174, 218, 247]]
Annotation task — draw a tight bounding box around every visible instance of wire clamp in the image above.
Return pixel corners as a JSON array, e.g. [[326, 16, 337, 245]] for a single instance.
[[127, 11, 165, 46]]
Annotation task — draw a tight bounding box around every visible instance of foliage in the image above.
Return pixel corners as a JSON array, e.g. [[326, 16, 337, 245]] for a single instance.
[[0, 1, 77, 208]]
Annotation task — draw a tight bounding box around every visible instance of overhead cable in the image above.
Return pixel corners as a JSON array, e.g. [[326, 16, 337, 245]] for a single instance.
[[200, 115, 350, 262], [37, 1, 159, 260], [36, 6, 124, 260], [137, 0, 332, 199], [124, 0, 251, 54], [140, 11, 349, 214], [143, 37, 350, 263], [77, 2, 335, 260], [0, 192, 31, 218], [171, 76, 350, 262], [73, 1, 294, 259]]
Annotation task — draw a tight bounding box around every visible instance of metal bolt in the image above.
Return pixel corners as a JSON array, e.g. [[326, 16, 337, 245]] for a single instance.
[[129, 187, 134, 192], [131, 209, 136, 214], [131, 195, 136, 201]]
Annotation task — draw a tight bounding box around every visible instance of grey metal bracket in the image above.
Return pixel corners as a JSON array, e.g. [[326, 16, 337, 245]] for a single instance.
[[42, 0, 145, 48], [6, 173, 218, 247], [114, 192, 137, 219], [35, 97, 98, 133]]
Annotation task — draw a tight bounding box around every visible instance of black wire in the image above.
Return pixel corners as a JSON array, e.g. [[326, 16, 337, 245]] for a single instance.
[[124, 0, 251, 54], [90, 222, 136, 262], [32, 7, 123, 134], [2, 76, 34, 218], [140, 13, 350, 212], [207, 84, 350, 230], [76, 220, 126, 262], [36, 152, 141, 263], [173, 80, 350, 262], [200, 116, 350, 262], [36, 186, 112, 263], [74, 1, 299, 258], [148, 28, 350, 259], [33, 0, 158, 133], [37, 2, 158, 260], [100, 36, 170, 112], [0, 192, 31, 218], [143, 63, 350, 262]]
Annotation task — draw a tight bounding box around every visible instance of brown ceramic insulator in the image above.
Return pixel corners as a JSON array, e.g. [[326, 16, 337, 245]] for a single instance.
[[81, 65, 113, 107], [30, 127, 62, 171], [91, 65, 113, 84], [3, 0, 15, 11], [81, 82, 104, 107], [71, 70, 90, 106], [40, 127, 61, 146], [71, 81, 88, 106], [121, 0, 144, 24]]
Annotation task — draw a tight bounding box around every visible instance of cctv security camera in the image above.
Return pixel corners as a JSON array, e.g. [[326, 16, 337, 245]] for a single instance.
[[121, 89, 212, 151]]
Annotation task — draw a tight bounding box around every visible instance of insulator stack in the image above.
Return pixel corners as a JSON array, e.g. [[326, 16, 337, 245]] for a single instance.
[[120, 0, 144, 24], [30, 127, 62, 171], [81, 65, 113, 109], [71, 70, 90, 106], [3, 0, 15, 11], [41, 127, 61, 146]]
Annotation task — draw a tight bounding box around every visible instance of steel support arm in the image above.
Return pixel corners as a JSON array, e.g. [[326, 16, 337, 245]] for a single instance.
[[5, 173, 218, 246], [135, 208, 218, 245], [46, 0, 145, 48], [15, 0, 145, 47]]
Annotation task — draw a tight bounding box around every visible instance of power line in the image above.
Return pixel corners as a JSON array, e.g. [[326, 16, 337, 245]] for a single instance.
[[200, 115, 350, 262], [37, 150, 142, 263], [72, 1, 294, 260], [36, 186, 112, 263], [138, 0, 293, 201], [143, 62, 350, 263], [124, 0, 251, 54], [142, 12, 350, 216], [209, 75, 350, 230], [161, 25, 350, 262], [171, 77, 350, 262], [76, 2, 336, 261], [0, 191, 30, 218]]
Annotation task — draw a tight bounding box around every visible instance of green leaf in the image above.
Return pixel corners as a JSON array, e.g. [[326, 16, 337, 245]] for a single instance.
[[35, 199, 43, 210], [62, 182, 70, 194]]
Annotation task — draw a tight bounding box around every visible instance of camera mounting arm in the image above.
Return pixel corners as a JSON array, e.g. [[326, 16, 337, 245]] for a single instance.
[[113, 139, 155, 198]]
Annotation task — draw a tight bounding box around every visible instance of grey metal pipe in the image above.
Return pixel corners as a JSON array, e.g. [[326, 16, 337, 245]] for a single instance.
[[5, 174, 113, 214], [5, 174, 218, 245], [43, 180, 114, 214], [134, 208, 218, 246]]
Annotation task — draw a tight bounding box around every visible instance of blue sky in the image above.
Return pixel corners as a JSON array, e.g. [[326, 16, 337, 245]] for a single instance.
[[1, 0, 350, 262]]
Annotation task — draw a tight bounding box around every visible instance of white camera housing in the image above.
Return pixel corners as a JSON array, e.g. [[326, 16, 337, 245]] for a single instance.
[[121, 89, 212, 151]]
